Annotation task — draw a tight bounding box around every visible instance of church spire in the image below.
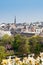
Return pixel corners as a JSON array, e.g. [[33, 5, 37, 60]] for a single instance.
[[14, 16, 16, 24]]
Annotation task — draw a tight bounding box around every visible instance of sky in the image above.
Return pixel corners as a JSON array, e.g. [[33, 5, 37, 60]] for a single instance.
[[0, 0, 43, 23]]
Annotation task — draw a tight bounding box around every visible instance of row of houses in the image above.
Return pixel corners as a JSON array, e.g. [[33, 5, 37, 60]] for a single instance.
[[0, 22, 43, 37]]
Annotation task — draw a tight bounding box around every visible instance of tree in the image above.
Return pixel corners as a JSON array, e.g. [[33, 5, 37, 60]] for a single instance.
[[28, 35, 43, 55], [0, 46, 6, 64], [2, 34, 14, 45], [13, 34, 30, 55]]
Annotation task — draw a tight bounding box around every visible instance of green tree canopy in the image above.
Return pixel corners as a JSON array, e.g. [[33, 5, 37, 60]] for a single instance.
[[0, 46, 6, 64], [28, 35, 43, 54], [2, 34, 14, 45], [13, 34, 30, 55]]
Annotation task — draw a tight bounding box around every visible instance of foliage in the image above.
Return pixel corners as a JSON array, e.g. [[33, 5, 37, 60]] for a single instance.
[[0, 46, 6, 64], [6, 50, 14, 56], [13, 34, 30, 54], [0, 34, 43, 58], [2, 34, 14, 45], [28, 36, 43, 54]]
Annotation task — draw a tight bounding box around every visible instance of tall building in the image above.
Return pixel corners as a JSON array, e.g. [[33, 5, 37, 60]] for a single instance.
[[14, 16, 16, 24]]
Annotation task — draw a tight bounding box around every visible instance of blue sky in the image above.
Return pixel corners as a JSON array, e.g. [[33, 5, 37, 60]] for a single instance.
[[0, 0, 43, 23]]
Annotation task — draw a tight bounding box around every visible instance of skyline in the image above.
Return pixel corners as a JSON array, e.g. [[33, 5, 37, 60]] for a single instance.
[[0, 0, 43, 23]]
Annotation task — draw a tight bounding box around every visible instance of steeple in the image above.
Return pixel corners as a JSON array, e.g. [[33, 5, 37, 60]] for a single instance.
[[14, 16, 16, 24]]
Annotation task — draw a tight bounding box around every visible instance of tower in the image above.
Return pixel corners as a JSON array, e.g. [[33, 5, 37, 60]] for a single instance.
[[14, 16, 16, 24]]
